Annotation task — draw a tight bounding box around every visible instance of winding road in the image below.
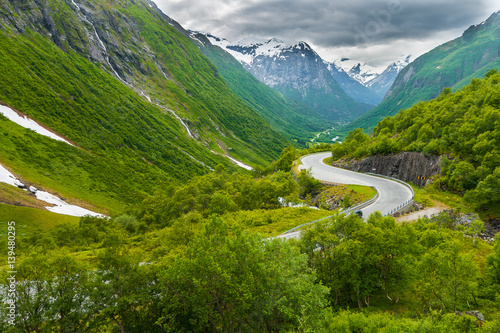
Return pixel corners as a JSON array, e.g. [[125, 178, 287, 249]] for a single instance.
[[279, 152, 413, 239]]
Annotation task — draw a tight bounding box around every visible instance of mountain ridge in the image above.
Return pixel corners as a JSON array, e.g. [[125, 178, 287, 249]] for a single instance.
[[343, 10, 500, 133], [190, 32, 332, 145], [205, 33, 373, 122], [0, 0, 290, 212]]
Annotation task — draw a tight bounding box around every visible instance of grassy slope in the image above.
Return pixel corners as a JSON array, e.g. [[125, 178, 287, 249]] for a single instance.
[[122, 3, 289, 163], [0, 0, 292, 213], [196, 34, 331, 145], [343, 12, 500, 133], [0, 204, 80, 235], [0, 31, 221, 212]]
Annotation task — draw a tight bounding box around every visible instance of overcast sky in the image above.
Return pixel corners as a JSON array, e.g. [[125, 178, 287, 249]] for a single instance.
[[153, 0, 499, 68]]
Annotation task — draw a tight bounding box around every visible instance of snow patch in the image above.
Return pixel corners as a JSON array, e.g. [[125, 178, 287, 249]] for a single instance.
[[0, 163, 105, 218], [139, 90, 152, 102], [224, 155, 252, 170], [205, 34, 301, 66], [333, 55, 411, 86], [212, 146, 252, 170], [35, 190, 106, 218], [279, 197, 318, 209], [0, 105, 74, 146], [0, 164, 24, 187], [189, 33, 205, 46]]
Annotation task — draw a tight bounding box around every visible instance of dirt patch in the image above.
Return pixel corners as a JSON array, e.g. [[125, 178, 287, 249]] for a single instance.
[[397, 200, 450, 222]]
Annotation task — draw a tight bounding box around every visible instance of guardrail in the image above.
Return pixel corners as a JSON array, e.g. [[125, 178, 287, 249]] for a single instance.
[[281, 186, 379, 235], [280, 155, 415, 236], [364, 172, 415, 216]]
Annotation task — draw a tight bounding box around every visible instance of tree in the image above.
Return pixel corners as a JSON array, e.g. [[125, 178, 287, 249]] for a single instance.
[[13, 254, 52, 333], [46, 253, 92, 333], [465, 219, 485, 248], [416, 240, 479, 311], [158, 217, 328, 332], [92, 234, 149, 332], [487, 234, 500, 286], [297, 169, 322, 198]]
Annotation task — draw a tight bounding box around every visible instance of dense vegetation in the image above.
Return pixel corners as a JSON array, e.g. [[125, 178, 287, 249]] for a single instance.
[[2, 207, 499, 331], [0, 0, 298, 212], [1, 143, 498, 332], [2, 1, 500, 332], [332, 70, 500, 211], [342, 11, 500, 133]]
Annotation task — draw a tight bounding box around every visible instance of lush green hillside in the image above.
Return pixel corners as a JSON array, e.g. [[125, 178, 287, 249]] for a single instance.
[[3, 197, 499, 331], [0, 0, 291, 212], [193, 33, 332, 145], [332, 70, 500, 212], [343, 11, 500, 133]]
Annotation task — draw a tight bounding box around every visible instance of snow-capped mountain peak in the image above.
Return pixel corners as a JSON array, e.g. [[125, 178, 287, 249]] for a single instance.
[[333, 58, 384, 85], [203, 33, 315, 66], [332, 55, 411, 87]]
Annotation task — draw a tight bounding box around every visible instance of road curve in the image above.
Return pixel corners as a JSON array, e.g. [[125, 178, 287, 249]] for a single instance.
[[279, 152, 413, 239], [300, 152, 413, 217]]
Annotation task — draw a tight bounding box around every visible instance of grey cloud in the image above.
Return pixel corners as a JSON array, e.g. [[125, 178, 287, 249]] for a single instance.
[[153, 0, 498, 64]]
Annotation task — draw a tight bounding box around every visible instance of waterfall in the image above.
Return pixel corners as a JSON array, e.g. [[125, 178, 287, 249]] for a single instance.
[[70, 0, 128, 84]]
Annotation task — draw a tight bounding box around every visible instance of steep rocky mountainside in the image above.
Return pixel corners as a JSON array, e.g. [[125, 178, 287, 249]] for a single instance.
[[191, 33, 331, 145], [332, 152, 442, 186], [205, 35, 373, 122], [344, 11, 500, 133], [324, 61, 382, 106], [327, 56, 409, 106], [0, 0, 289, 212]]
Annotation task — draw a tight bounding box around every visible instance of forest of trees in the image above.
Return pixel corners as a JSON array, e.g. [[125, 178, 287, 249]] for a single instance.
[[3, 72, 500, 331], [2, 208, 500, 332], [2, 151, 500, 331], [331, 70, 500, 210]]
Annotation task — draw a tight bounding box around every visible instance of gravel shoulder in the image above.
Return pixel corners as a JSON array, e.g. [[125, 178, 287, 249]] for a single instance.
[[396, 201, 450, 222]]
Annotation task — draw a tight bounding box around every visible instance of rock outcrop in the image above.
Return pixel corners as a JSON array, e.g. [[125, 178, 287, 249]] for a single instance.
[[332, 152, 442, 186]]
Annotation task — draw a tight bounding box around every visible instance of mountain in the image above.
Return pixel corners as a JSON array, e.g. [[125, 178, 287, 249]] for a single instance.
[[205, 35, 373, 122], [331, 69, 500, 210], [326, 56, 410, 106], [0, 0, 290, 213], [334, 58, 383, 85], [344, 11, 500, 132], [324, 61, 383, 106], [365, 56, 411, 97], [189, 33, 332, 145]]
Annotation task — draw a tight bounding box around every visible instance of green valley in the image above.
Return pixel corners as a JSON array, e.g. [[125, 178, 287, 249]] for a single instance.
[[1, 1, 500, 332], [193, 33, 332, 145]]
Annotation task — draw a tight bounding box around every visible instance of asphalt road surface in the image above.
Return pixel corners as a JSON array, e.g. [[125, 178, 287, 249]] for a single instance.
[[278, 152, 413, 239]]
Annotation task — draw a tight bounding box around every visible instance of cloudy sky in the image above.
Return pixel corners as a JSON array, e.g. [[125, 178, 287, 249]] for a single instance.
[[153, 0, 499, 68]]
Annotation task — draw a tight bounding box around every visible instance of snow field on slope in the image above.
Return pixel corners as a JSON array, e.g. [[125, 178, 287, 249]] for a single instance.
[[0, 104, 73, 145], [0, 163, 105, 218]]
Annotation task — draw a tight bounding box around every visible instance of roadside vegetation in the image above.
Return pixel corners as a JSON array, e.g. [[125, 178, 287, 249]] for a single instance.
[[2, 143, 499, 332], [2, 207, 499, 331], [331, 70, 500, 215]]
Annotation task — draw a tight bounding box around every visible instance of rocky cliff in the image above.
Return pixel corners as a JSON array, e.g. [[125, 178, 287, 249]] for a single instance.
[[332, 152, 442, 186], [204, 35, 372, 122]]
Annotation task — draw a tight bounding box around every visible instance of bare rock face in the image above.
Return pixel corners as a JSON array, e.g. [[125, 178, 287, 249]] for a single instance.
[[332, 152, 442, 186]]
